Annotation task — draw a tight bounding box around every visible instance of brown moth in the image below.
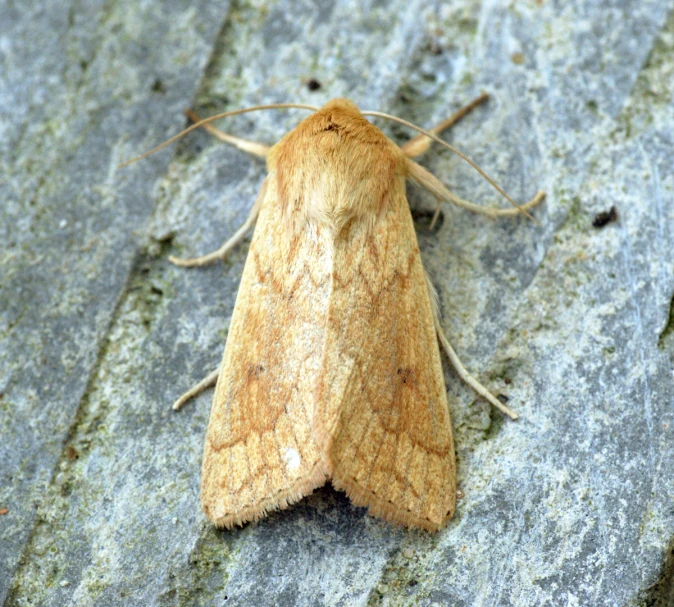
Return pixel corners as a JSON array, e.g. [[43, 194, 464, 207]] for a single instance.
[[160, 97, 544, 531]]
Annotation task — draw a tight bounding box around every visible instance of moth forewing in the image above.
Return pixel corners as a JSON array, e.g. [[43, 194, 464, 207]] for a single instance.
[[315, 169, 456, 531], [200, 170, 331, 528]]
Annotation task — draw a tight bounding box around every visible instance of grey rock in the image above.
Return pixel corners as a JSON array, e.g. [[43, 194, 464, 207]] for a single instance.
[[2, 1, 674, 606]]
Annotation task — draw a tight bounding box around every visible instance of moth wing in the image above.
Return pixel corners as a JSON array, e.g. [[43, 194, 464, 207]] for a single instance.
[[201, 176, 331, 528], [316, 179, 456, 531]]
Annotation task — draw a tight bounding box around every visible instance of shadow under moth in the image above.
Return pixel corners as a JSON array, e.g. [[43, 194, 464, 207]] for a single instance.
[[126, 95, 544, 531]]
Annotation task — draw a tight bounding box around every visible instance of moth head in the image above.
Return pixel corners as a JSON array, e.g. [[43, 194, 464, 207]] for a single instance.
[[320, 97, 361, 114]]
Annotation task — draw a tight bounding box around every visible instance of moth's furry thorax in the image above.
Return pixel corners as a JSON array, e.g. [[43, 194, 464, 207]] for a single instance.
[[268, 98, 406, 235]]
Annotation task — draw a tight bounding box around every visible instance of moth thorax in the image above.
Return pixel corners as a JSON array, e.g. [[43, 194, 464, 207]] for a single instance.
[[270, 107, 404, 234]]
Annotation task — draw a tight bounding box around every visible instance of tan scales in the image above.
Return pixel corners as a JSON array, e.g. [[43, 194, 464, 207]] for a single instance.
[[161, 97, 545, 531]]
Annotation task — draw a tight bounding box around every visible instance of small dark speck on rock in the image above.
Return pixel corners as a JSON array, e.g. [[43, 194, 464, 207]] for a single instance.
[[593, 206, 619, 228], [64, 446, 79, 460], [306, 78, 322, 91], [151, 78, 166, 94]]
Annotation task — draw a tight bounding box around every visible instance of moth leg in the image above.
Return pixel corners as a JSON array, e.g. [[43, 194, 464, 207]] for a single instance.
[[425, 275, 519, 420], [172, 367, 220, 411], [185, 109, 270, 158], [169, 178, 267, 267], [435, 318, 519, 420], [407, 160, 545, 218], [401, 93, 489, 159], [429, 200, 442, 230]]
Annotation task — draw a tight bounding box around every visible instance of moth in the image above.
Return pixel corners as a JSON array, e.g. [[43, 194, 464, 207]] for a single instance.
[[135, 95, 544, 531]]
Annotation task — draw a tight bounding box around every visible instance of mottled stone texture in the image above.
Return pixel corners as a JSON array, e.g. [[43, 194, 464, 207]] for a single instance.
[[2, 1, 674, 605]]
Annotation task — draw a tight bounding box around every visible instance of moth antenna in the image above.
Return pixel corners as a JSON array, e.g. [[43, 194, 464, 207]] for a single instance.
[[118, 103, 320, 169], [361, 110, 540, 224]]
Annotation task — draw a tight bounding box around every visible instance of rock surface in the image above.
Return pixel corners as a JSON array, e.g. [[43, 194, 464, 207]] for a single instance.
[[2, 1, 674, 605]]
